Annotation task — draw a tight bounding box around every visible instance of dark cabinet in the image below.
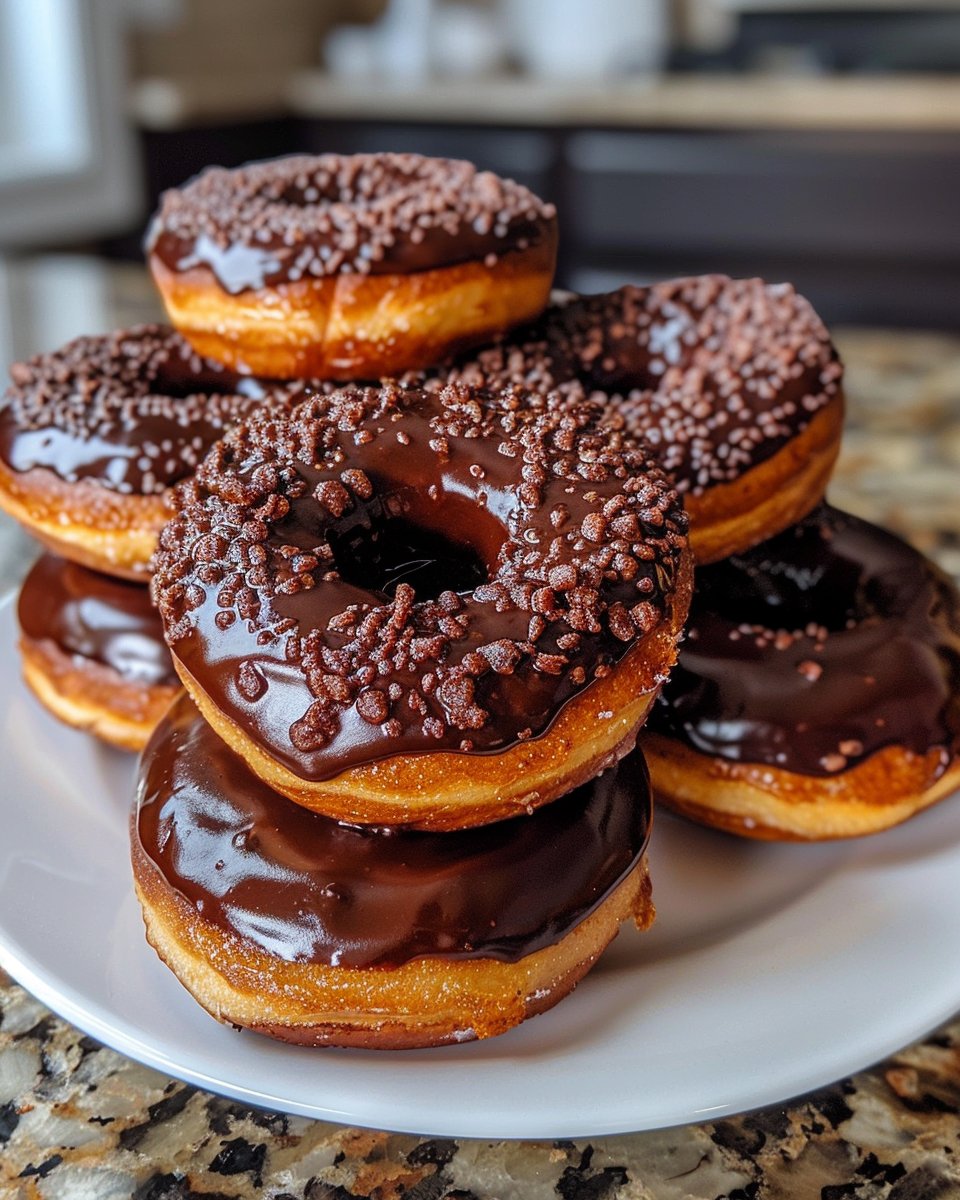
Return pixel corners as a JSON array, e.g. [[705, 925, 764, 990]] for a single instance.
[[127, 116, 960, 328]]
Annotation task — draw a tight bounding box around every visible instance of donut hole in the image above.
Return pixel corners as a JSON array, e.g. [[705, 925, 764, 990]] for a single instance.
[[276, 180, 339, 209], [278, 471, 505, 609], [151, 373, 265, 402], [329, 513, 487, 601], [697, 514, 868, 634], [271, 160, 420, 211], [697, 507, 929, 636]]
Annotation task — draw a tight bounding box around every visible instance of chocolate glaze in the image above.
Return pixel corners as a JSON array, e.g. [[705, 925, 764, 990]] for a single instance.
[[146, 154, 556, 294], [135, 695, 651, 967], [649, 506, 960, 776], [18, 554, 177, 687], [153, 384, 687, 779], [433, 277, 843, 496], [0, 326, 284, 495]]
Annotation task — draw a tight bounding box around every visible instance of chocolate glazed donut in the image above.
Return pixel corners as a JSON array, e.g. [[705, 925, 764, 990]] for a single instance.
[[0, 326, 284, 579], [131, 694, 656, 1048], [152, 382, 691, 830], [437, 277, 845, 565], [146, 153, 558, 380], [17, 554, 180, 750], [642, 506, 960, 839]]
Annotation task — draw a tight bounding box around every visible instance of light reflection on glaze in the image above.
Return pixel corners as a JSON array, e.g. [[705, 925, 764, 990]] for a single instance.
[[19, 554, 177, 687]]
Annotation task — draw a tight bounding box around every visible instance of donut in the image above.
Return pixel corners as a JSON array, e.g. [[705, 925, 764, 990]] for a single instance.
[[17, 553, 180, 751], [436, 277, 844, 564], [641, 506, 960, 840], [0, 325, 284, 579], [131, 694, 655, 1048], [152, 382, 691, 830], [145, 153, 558, 381]]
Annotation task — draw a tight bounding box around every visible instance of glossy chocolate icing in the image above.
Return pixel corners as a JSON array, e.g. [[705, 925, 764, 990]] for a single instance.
[[149, 224, 546, 296], [135, 695, 651, 967], [147, 154, 555, 294], [18, 554, 178, 687], [156, 386, 687, 779], [650, 506, 960, 776], [0, 326, 276, 495]]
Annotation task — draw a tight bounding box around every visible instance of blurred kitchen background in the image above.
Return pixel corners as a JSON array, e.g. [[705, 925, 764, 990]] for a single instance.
[[2, 0, 960, 327]]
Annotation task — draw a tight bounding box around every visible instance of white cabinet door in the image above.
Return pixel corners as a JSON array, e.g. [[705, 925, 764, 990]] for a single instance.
[[0, 0, 139, 245]]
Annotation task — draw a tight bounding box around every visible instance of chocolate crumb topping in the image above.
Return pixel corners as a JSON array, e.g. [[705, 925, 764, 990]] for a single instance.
[[153, 382, 688, 777], [432, 277, 842, 497], [146, 153, 557, 294], [649, 505, 960, 776], [0, 326, 292, 495]]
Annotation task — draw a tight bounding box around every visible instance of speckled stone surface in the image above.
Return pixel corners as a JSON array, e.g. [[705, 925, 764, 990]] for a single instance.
[[1, 264, 959, 1199], [4, 972, 960, 1199]]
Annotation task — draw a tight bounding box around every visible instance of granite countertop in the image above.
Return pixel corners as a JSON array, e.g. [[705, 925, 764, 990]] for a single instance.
[[1, 262, 959, 1199]]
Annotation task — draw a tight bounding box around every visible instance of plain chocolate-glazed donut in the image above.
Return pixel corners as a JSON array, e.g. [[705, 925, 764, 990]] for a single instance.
[[437, 277, 844, 564], [152, 382, 691, 830], [0, 326, 282, 579], [131, 694, 655, 1048], [146, 153, 558, 380], [17, 553, 180, 751], [642, 506, 960, 839]]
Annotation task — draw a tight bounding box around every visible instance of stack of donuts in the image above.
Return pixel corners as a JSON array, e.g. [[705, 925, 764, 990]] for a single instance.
[[2, 151, 958, 1049]]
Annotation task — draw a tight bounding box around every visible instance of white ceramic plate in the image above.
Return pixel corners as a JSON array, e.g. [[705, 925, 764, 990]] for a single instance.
[[1, 596, 960, 1140]]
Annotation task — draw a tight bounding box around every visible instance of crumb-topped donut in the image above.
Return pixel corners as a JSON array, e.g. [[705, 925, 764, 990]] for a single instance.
[[0, 326, 284, 579], [642, 506, 960, 839], [18, 553, 180, 750], [153, 382, 691, 830], [146, 153, 558, 381], [439, 277, 844, 564], [132, 694, 655, 1048]]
